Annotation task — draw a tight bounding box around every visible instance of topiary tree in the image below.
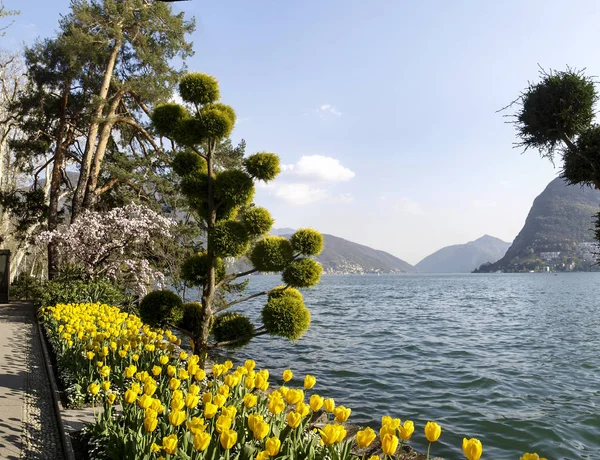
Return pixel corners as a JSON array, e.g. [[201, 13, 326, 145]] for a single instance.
[[510, 67, 600, 254], [151, 73, 324, 362], [139, 290, 183, 329]]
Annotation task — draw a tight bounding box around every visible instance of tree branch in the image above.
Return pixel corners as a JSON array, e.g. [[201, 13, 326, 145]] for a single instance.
[[216, 267, 259, 289], [215, 289, 273, 313], [208, 330, 269, 349]]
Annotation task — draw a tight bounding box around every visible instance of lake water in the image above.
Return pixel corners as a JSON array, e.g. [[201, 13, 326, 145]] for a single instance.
[[212, 273, 600, 459]]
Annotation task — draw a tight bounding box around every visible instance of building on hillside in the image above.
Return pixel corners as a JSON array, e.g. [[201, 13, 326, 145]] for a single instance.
[[540, 251, 561, 261]]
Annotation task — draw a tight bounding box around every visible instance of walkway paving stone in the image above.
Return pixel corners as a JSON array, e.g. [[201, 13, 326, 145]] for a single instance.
[[0, 302, 63, 459]]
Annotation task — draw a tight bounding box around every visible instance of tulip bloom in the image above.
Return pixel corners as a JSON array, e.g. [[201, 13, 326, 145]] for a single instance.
[[195, 369, 206, 381], [162, 434, 178, 455], [356, 427, 376, 448], [216, 415, 233, 433], [185, 393, 199, 409], [193, 431, 210, 451], [425, 421, 441, 442], [265, 437, 281, 456], [244, 393, 258, 409], [88, 383, 100, 396], [319, 423, 346, 445], [334, 405, 351, 423], [282, 369, 293, 382], [124, 365, 137, 378], [399, 420, 415, 441], [123, 389, 137, 404], [204, 402, 218, 419], [245, 359, 256, 371], [187, 417, 207, 435], [296, 401, 310, 417], [151, 365, 162, 376], [143, 416, 158, 432], [169, 409, 186, 427], [256, 452, 269, 460], [304, 374, 316, 389], [252, 420, 270, 440], [323, 398, 335, 413], [462, 437, 483, 460], [159, 355, 169, 365], [268, 395, 285, 415], [521, 454, 548, 460], [220, 429, 237, 450], [169, 378, 181, 390], [287, 411, 303, 428], [381, 433, 399, 456], [310, 394, 324, 411], [285, 389, 304, 405]]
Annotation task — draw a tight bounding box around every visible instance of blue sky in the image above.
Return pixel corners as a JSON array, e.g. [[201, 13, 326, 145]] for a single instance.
[[5, 0, 600, 264]]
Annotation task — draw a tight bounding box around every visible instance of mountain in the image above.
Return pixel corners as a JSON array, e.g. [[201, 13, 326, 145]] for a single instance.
[[475, 177, 600, 273], [416, 235, 511, 273], [233, 229, 415, 274]]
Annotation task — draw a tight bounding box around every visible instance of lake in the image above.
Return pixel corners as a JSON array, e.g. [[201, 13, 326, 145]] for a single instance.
[[209, 273, 600, 459]]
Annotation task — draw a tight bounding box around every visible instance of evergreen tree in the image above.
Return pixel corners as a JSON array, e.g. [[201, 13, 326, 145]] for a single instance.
[[148, 73, 324, 364]]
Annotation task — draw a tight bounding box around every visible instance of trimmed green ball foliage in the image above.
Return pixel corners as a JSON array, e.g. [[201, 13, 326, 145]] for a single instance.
[[211, 102, 236, 125], [563, 125, 600, 186], [212, 312, 255, 348], [174, 117, 207, 147], [517, 69, 596, 156], [179, 73, 220, 105], [210, 220, 250, 258], [180, 173, 209, 204], [181, 252, 225, 287], [151, 103, 187, 137], [199, 106, 235, 140], [180, 302, 210, 335], [282, 258, 322, 288], [173, 151, 207, 177], [139, 290, 183, 328], [249, 236, 293, 272], [244, 152, 281, 182], [242, 207, 274, 237], [262, 287, 310, 341], [290, 228, 324, 256], [214, 170, 255, 208]]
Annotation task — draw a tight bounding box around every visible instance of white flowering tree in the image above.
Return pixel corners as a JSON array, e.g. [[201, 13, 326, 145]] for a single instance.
[[38, 204, 173, 296]]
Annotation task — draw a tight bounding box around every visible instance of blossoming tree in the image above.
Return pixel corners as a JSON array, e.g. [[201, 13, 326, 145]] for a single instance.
[[149, 73, 324, 364], [38, 203, 173, 296]]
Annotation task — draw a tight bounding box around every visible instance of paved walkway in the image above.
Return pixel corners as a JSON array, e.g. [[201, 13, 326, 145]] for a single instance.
[[0, 302, 63, 459]]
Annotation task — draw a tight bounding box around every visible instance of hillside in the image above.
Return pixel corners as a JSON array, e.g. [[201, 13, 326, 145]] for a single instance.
[[233, 230, 415, 274], [416, 235, 510, 273], [476, 177, 600, 272]]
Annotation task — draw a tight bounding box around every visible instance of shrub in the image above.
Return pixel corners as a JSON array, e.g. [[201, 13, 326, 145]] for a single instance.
[[9, 274, 43, 301], [181, 253, 225, 286], [139, 290, 183, 328], [35, 278, 130, 309], [262, 287, 310, 340], [244, 152, 281, 182], [179, 302, 209, 335], [242, 207, 274, 237], [290, 228, 324, 256], [249, 236, 293, 272], [282, 258, 323, 288], [209, 220, 250, 258], [212, 312, 255, 348]]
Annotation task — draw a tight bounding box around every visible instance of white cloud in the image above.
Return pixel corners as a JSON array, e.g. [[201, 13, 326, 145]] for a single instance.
[[256, 155, 354, 205], [282, 155, 355, 182], [318, 104, 342, 117]]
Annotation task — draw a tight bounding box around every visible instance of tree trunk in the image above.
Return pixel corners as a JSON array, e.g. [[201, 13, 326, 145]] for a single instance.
[[71, 38, 121, 221], [82, 92, 123, 209], [47, 84, 71, 279], [198, 141, 216, 368]]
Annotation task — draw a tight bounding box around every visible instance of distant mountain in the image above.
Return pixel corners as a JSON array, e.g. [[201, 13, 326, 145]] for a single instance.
[[234, 229, 415, 274], [476, 177, 600, 273], [416, 235, 510, 273]]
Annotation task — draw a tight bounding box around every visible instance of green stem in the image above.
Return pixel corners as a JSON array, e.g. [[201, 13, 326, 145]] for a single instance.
[[426, 442, 431, 460]]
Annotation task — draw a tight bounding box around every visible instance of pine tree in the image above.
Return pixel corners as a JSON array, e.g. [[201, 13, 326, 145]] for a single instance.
[[148, 73, 324, 364]]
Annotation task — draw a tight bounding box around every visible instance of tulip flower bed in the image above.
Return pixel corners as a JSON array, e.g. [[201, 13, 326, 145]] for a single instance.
[[40, 303, 547, 460]]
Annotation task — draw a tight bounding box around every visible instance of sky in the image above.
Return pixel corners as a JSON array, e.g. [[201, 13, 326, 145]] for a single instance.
[[4, 0, 600, 264]]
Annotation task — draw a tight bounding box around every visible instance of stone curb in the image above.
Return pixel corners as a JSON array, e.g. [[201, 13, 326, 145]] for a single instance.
[[36, 316, 77, 460]]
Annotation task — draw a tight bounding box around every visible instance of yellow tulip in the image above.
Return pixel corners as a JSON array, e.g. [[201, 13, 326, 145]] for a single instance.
[[143, 380, 157, 396], [107, 393, 117, 405], [256, 451, 270, 460], [398, 420, 415, 441], [244, 393, 258, 409], [319, 423, 346, 445], [178, 369, 189, 380], [169, 409, 186, 427], [213, 364, 225, 377], [150, 443, 161, 453], [368, 457, 380, 460], [185, 393, 199, 409], [356, 427, 376, 448], [189, 384, 200, 395], [462, 438, 483, 460], [244, 359, 256, 371], [310, 394, 324, 411], [334, 405, 351, 423], [167, 365, 176, 377], [216, 414, 233, 433], [285, 389, 304, 405], [195, 369, 206, 381], [219, 429, 237, 450], [101, 381, 110, 392], [424, 421, 442, 442], [202, 392, 212, 404], [169, 377, 181, 390], [265, 437, 281, 456], [204, 402, 218, 419], [521, 454, 547, 460], [159, 355, 169, 365], [132, 353, 139, 362], [252, 419, 270, 440], [123, 389, 137, 404], [296, 401, 310, 417], [248, 414, 263, 432], [86, 351, 95, 360], [143, 416, 158, 432], [162, 434, 178, 455], [151, 365, 162, 376], [268, 395, 286, 415], [282, 369, 293, 382], [214, 394, 227, 408], [255, 373, 269, 391], [222, 405, 237, 419], [179, 351, 188, 360], [88, 383, 100, 396], [124, 365, 137, 379], [381, 433, 399, 456], [193, 431, 210, 451], [150, 398, 165, 414], [187, 417, 207, 435], [304, 374, 316, 389], [138, 394, 152, 409], [287, 411, 303, 428], [323, 398, 335, 413], [218, 384, 230, 397]]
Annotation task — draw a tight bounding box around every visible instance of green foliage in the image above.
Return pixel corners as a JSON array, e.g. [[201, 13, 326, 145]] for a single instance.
[[242, 207, 274, 237], [282, 258, 323, 288], [181, 252, 225, 287], [249, 236, 294, 272], [290, 228, 324, 256], [262, 287, 310, 341], [516, 68, 596, 157], [151, 103, 188, 138], [199, 106, 235, 140], [9, 274, 43, 301], [139, 290, 183, 328], [210, 220, 250, 258], [172, 151, 207, 177], [563, 126, 600, 187], [212, 312, 255, 348], [211, 102, 236, 126], [179, 302, 209, 335], [179, 73, 220, 106], [214, 170, 255, 208], [244, 153, 281, 182], [35, 278, 130, 309]]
